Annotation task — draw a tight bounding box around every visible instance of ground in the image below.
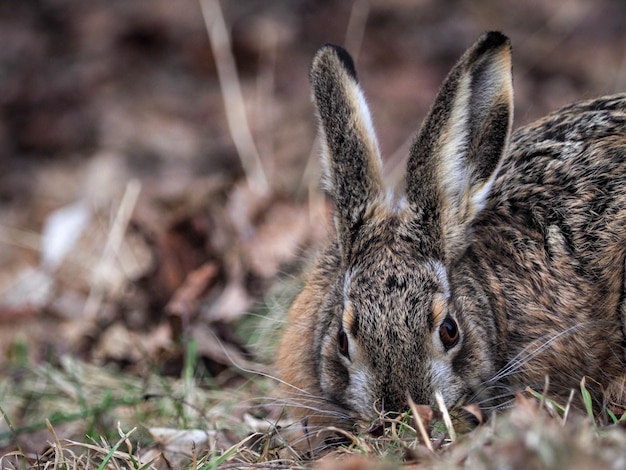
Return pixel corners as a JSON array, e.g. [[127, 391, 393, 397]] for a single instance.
[[1, 0, 626, 468]]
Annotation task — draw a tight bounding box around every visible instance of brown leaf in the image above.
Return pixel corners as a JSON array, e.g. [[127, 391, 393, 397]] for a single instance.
[[142, 427, 238, 470], [461, 403, 484, 424], [412, 403, 434, 426], [242, 200, 320, 281], [151, 215, 212, 305], [315, 454, 385, 470], [202, 281, 253, 323], [92, 322, 172, 369], [191, 323, 252, 374], [167, 262, 219, 337]]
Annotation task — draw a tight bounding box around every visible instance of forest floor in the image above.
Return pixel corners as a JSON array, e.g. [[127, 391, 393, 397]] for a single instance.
[[1, 0, 626, 468]]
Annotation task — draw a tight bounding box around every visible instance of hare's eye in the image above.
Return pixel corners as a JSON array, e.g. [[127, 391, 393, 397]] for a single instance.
[[439, 317, 459, 350], [337, 327, 350, 359]]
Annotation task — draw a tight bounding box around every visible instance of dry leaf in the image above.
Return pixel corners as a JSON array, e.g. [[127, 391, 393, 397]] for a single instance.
[[242, 200, 316, 280], [167, 262, 219, 337], [0, 267, 54, 317], [93, 322, 172, 367], [202, 281, 253, 323], [148, 427, 212, 455], [461, 403, 484, 424], [154, 215, 211, 301]]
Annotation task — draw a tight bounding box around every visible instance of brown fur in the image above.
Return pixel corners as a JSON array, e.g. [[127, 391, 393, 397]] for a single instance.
[[276, 32, 626, 439]]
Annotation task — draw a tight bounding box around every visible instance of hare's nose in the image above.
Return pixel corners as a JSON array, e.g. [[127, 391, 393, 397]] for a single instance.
[[390, 393, 413, 412], [375, 393, 410, 416]]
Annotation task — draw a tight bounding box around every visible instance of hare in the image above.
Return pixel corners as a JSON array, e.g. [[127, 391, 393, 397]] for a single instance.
[[276, 31, 626, 435]]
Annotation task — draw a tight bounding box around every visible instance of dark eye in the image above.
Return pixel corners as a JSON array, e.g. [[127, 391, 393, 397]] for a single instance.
[[439, 317, 459, 350], [337, 326, 350, 359]]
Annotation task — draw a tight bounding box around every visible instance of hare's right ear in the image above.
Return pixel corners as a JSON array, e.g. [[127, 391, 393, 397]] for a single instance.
[[310, 45, 384, 263], [405, 32, 513, 261]]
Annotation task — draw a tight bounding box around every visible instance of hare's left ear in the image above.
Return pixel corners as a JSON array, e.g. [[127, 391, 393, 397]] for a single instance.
[[405, 32, 513, 261], [310, 44, 384, 264]]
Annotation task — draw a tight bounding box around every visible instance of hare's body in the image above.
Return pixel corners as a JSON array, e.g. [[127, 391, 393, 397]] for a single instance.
[[277, 32, 626, 434], [459, 95, 626, 407]]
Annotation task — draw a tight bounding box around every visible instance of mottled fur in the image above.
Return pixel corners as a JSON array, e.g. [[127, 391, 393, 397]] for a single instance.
[[276, 32, 626, 435]]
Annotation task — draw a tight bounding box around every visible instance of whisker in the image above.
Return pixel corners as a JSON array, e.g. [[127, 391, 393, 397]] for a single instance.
[[470, 387, 517, 411], [203, 326, 328, 401], [200, 327, 360, 430], [465, 321, 622, 413], [232, 394, 351, 419], [487, 323, 586, 385]]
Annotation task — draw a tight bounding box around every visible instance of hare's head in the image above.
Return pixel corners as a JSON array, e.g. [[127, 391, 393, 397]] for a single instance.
[[306, 32, 513, 423]]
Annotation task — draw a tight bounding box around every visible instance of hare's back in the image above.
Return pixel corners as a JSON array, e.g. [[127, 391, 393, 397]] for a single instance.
[[490, 93, 626, 241], [481, 94, 626, 275]]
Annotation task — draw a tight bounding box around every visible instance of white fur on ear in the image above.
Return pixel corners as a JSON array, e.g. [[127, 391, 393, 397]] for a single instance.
[[437, 71, 473, 229], [348, 82, 383, 174]]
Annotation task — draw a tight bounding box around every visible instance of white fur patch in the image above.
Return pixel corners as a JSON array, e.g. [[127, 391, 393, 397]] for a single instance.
[[350, 83, 382, 162], [318, 129, 333, 193], [470, 177, 495, 214], [430, 358, 452, 392], [348, 365, 375, 417], [437, 52, 512, 228], [352, 85, 378, 147], [343, 268, 355, 301]]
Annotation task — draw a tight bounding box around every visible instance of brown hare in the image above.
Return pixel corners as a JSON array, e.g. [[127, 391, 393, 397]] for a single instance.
[[277, 31, 626, 438]]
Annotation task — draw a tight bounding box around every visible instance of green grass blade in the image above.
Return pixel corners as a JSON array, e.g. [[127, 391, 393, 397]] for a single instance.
[[579, 377, 595, 423], [97, 426, 137, 470]]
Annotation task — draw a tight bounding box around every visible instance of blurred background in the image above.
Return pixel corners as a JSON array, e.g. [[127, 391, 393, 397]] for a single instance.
[[0, 0, 625, 403]]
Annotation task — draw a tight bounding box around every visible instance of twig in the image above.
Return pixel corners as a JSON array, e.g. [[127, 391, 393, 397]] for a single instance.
[[200, 0, 269, 194], [298, 0, 371, 193], [217, 463, 294, 469], [561, 388, 576, 426], [255, 22, 279, 180], [344, 0, 370, 63], [407, 394, 434, 452], [82, 179, 141, 319], [46, 419, 66, 468], [435, 391, 456, 442]]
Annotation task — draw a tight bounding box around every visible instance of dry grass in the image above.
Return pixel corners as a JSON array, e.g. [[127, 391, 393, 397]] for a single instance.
[[2, 342, 626, 469]]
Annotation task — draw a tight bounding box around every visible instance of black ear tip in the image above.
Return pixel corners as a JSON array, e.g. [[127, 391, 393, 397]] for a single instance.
[[477, 31, 510, 53], [321, 43, 358, 81]]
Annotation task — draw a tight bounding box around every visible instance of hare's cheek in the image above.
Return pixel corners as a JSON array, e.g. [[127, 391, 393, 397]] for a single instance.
[[319, 354, 375, 418], [326, 356, 348, 380], [344, 366, 376, 418], [319, 353, 351, 399]]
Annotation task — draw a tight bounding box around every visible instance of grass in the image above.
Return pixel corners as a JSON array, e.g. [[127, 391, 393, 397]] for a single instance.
[[0, 347, 267, 468]]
